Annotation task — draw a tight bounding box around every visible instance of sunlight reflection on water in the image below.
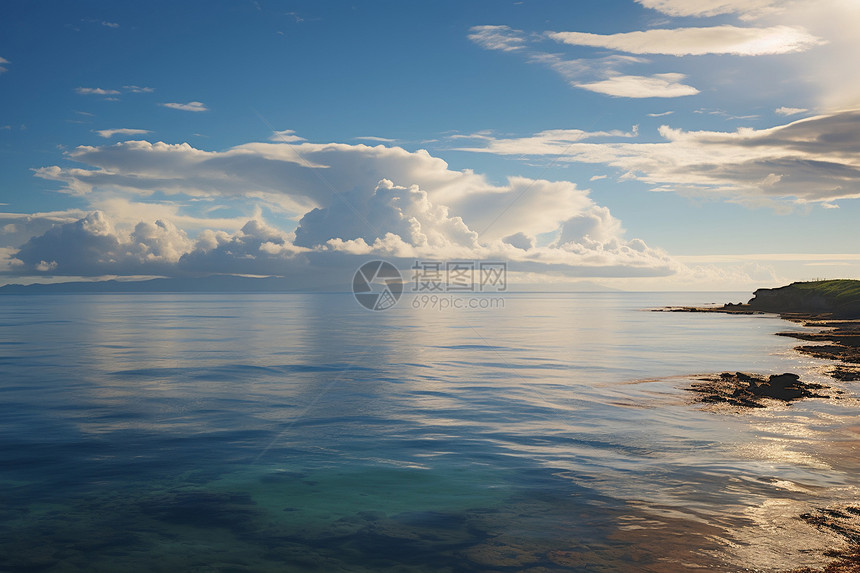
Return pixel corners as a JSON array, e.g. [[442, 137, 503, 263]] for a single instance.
[[0, 292, 858, 571]]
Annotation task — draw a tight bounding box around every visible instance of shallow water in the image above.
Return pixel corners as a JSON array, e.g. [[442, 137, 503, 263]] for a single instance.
[[1, 292, 858, 571]]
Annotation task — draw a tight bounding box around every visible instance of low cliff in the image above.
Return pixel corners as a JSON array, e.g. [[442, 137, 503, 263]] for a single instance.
[[748, 280, 860, 317]]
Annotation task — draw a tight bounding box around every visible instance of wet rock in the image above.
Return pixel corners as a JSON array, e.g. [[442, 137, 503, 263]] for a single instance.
[[800, 507, 860, 545], [828, 367, 860, 382], [776, 319, 860, 367], [656, 305, 764, 315], [791, 506, 860, 572], [687, 372, 829, 409]]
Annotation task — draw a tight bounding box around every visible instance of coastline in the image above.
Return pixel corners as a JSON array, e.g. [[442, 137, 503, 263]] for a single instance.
[[661, 309, 860, 381], [664, 281, 860, 571]]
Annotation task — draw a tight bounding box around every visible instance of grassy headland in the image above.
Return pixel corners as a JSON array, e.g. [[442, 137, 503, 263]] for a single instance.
[[747, 279, 860, 317]]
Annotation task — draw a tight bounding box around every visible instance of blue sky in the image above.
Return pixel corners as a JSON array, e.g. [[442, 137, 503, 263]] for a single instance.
[[2, 0, 859, 290]]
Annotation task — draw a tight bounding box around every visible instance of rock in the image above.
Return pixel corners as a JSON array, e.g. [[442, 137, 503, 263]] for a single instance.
[[687, 372, 829, 409], [768, 373, 800, 388], [829, 367, 860, 381]]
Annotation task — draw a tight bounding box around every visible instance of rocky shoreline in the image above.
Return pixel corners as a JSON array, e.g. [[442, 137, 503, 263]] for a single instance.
[[661, 279, 860, 380], [660, 310, 860, 382], [776, 317, 860, 381], [666, 280, 860, 572]]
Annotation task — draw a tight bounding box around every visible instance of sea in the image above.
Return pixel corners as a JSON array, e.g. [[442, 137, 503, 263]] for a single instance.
[[1, 292, 859, 572]]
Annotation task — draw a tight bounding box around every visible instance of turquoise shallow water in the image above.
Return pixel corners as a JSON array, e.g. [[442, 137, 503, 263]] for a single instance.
[[1, 292, 859, 571]]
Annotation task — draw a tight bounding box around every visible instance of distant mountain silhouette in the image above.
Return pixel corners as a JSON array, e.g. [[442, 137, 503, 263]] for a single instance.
[[0, 275, 619, 294], [0, 275, 345, 294]]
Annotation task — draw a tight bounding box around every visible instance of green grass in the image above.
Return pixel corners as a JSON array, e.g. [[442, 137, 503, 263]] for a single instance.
[[788, 279, 860, 306]]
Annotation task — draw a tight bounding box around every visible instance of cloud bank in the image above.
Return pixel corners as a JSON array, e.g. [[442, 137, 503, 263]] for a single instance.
[[456, 110, 860, 205], [6, 137, 676, 284]]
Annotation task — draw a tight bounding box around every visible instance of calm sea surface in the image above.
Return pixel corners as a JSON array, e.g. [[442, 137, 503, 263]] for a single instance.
[[1, 292, 859, 572]]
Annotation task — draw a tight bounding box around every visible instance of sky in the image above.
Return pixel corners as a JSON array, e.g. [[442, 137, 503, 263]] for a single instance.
[[1, 0, 859, 291]]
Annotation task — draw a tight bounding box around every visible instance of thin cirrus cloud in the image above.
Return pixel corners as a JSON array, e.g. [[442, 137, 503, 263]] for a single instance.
[[354, 136, 397, 143], [76, 87, 121, 95], [472, 13, 825, 102], [469, 26, 699, 99], [547, 25, 823, 56], [775, 106, 808, 116], [0, 56, 8, 73], [467, 25, 527, 52], [77, 86, 155, 96], [161, 101, 208, 112], [269, 129, 306, 143], [455, 110, 860, 205], [451, 127, 639, 155], [93, 128, 152, 138]]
